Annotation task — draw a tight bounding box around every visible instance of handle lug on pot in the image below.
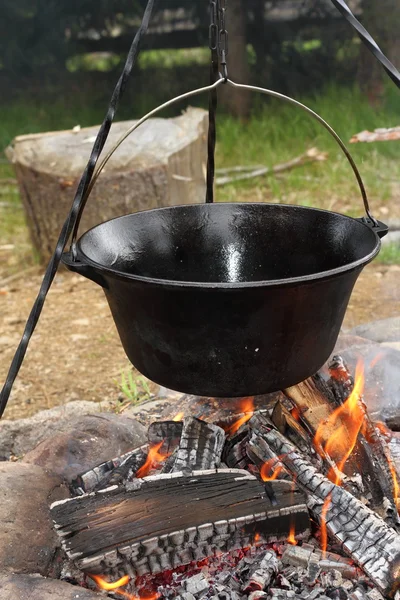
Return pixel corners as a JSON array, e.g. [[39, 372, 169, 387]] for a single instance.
[[62, 252, 108, 288], [357, 217, 389, 239]]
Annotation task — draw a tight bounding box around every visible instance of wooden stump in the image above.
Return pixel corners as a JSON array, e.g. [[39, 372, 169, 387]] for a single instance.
[[6, 108, 208, 262]]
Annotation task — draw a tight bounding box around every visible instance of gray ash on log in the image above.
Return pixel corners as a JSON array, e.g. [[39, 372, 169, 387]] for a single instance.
[[51, 470, 310, 577], [50, 355, 400, 600]]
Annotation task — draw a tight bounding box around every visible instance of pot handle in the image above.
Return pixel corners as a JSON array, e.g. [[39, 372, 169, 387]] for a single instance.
[[70, 78, 387, 251], [62, 252, 109, 288]]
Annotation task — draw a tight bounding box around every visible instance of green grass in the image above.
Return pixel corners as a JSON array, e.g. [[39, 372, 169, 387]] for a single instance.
[[377, 242, 400, 265], [1, 81, 399, 277], [215, 83, 400, 215]]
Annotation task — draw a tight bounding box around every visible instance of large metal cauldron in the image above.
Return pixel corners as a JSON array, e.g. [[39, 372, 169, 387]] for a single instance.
[[62, 202, 384, 397], [62, 80, 387, 397]]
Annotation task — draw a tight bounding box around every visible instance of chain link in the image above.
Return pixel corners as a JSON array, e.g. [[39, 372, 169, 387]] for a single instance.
[[209, 0, 228, 78]]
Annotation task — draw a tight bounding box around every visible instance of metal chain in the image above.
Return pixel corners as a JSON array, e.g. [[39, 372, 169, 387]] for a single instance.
[[208, 0, 229, 79]]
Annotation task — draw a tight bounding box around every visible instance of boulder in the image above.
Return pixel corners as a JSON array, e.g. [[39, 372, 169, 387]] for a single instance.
[[0, 400, 112, 457], [0, 574, 101, 600], [350, 316, 400, 344], [22, 412, 146, 481], [0, 462, 68, 576]]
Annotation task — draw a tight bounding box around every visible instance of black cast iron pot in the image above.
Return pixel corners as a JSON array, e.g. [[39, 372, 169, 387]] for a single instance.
[[62, 202, 385, 397]]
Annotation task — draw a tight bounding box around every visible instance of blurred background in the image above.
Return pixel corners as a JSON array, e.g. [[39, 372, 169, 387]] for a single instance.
[[0, 0, 399, 419]]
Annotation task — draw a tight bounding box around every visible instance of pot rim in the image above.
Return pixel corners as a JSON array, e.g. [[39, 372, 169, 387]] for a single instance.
[[75, 202, 381, 289]]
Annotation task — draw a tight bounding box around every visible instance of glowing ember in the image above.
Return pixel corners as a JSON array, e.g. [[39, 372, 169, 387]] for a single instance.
[[136, 442, 166, 478], [388, 456, 400, 513], [89, 574, 130, 591], [320, 494, 332, 556], [260, 457, 283, 482], [290, 406, 301, 421], [89, 575, 160, 599], [172, 412, 184, 422], [314, 361, 365, 484], [118, 591, 159, 600], [287, 519, 297, 546]]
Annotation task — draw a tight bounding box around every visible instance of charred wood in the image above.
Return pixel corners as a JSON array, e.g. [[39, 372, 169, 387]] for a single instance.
[[250, 419, 400, 597], [168, 417, 225, 472], [243, 549, 279, 592], [50, 469, 310, 578], [223, 430, 253, 471], [147, 421, 183, 455], [93, 446, 148, 492], [328, 356, 400, 526], [70, 445, 147, 494]]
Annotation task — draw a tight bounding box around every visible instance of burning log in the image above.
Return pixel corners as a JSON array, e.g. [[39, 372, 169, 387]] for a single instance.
[[283, 363, 400, 523], [50, 469, 310, 578], [249, 414, 400, 597], [281, 544, 361, 580], [70, 445, 148, 495], [243, 549, 279, 592], [167, 417, 226, 472]]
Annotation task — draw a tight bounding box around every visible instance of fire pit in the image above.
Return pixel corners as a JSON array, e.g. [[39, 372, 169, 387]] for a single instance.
[[1, 2, 399, 599], [45, 356, 400, 600]]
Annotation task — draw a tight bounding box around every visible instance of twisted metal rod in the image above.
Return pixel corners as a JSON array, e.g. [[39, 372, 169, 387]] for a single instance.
[[330, 0, 400, 88]]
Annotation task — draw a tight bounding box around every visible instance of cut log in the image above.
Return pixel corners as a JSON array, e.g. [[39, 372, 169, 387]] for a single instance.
[[350, 127, 400, 143], [248, 416, 400, 597], [50, 469, 310, 578], [5, 108, 208, 262]]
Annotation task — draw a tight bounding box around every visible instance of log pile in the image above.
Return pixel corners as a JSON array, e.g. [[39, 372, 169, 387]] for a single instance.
[[51, 356, 400, 599]]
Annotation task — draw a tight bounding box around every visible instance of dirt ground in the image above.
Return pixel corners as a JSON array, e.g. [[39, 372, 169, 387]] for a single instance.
[[0, 262, 399, 421]]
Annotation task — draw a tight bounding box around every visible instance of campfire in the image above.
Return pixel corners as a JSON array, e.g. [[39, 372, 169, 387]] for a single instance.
[[50, 356, 400, 600]]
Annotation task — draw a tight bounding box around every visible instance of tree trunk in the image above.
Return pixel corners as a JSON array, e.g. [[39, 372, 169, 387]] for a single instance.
[[357, 0, 400, 104], [220, 0, 251, 119], [6, 108, 208, 263]]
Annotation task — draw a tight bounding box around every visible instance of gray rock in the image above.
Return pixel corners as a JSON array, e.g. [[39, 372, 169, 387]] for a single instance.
[[382, 341, 400, 352], [0, 573, 101, 600], [0, 462, 68, 576], [22, 413, 146, 482], [0, 400, 113, 457], [350, 317, 400, 344], [331, 334, 400, 423], [381, 230, 400, 246]]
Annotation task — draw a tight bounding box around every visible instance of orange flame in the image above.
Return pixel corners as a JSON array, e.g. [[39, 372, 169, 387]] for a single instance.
[[136, 442, 166, 478], [287, 520, 297, 546], [314, 361, 365, 484], [89, 575, 159, 600], [320, 494, 332, 556], [172, 412, 184, 422], [90, 574, 130, 591], [387, 456, 400, 513], [260, 458, 283, 482], [254, 532, 261, 543], [226, 397, 254, 435]]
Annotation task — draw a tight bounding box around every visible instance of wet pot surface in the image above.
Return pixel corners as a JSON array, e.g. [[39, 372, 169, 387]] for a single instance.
[[70, 203, 380, 396]]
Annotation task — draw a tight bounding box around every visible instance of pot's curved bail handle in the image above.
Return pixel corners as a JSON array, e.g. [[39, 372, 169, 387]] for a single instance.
[[226, 80, 388, 238]]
